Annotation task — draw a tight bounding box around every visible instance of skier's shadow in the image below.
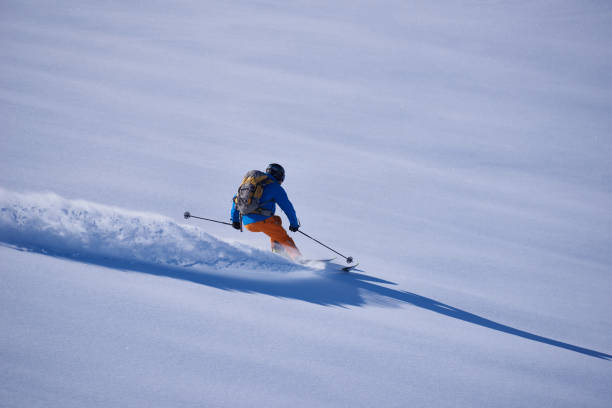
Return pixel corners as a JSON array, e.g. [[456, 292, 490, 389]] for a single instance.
[[6, 244, 611, 361], [123, 258, 611, 361], [327, 267, 612, 360]]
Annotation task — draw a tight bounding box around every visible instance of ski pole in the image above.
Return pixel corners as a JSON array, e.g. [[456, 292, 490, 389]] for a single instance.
[[183, 211, 233, 226], [297, 230, 354, 264]]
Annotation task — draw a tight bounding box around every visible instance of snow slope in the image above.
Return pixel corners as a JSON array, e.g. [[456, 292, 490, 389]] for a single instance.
[[2, 1, 612, 407], [0, 188, 301, 274]]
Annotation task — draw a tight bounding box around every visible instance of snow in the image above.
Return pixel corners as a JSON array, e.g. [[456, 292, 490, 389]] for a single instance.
[[0, 188, 301, 274], [1, 1, 612, 407]]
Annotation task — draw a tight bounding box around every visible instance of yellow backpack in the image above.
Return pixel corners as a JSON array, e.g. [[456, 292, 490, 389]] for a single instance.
[[234, 170, 274, 216]]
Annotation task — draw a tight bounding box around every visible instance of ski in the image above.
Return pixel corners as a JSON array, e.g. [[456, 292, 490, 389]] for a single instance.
[[341, 263, 359, 272], [298, 258, 358, 272], [298, 257, 336, 265]]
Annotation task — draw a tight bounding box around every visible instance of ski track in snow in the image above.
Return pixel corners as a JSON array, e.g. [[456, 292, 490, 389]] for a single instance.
[[1, 189, 611, 360], [0, 188, 305, 277]]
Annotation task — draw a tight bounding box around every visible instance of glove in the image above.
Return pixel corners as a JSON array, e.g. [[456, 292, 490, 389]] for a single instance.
[[289, 225, 299, 232], [232, 221, 241, 230]]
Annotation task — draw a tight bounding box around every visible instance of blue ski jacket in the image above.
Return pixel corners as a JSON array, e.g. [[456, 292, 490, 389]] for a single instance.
[[231, 174, 299, 227]]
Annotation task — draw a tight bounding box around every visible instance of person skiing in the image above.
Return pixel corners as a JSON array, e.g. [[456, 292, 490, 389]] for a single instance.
[[231, 163, 302, 260]]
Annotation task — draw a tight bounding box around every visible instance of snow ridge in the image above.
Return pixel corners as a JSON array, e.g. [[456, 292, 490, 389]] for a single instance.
[[0, 188, 301, 273]]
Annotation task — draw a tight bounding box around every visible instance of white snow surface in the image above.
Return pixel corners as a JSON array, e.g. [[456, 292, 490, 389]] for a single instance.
[[0, 188, 301, 274], [1, 1, 612, 407]]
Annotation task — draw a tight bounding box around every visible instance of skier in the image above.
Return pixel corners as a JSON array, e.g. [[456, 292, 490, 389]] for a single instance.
[[231, 163, 302, 260]]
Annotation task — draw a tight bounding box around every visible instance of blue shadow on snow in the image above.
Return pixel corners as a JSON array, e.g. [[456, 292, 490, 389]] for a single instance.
[[6, 243, 611, 361]]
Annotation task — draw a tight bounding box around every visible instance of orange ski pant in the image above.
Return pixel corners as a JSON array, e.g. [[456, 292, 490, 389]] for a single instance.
[[245, 216, 301, 260]]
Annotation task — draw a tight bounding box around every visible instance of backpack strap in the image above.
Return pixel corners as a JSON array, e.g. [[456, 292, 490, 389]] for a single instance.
[[253, 177, 277, 216], [249, 207, 273, 217], [248, 183, 274, 216]]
